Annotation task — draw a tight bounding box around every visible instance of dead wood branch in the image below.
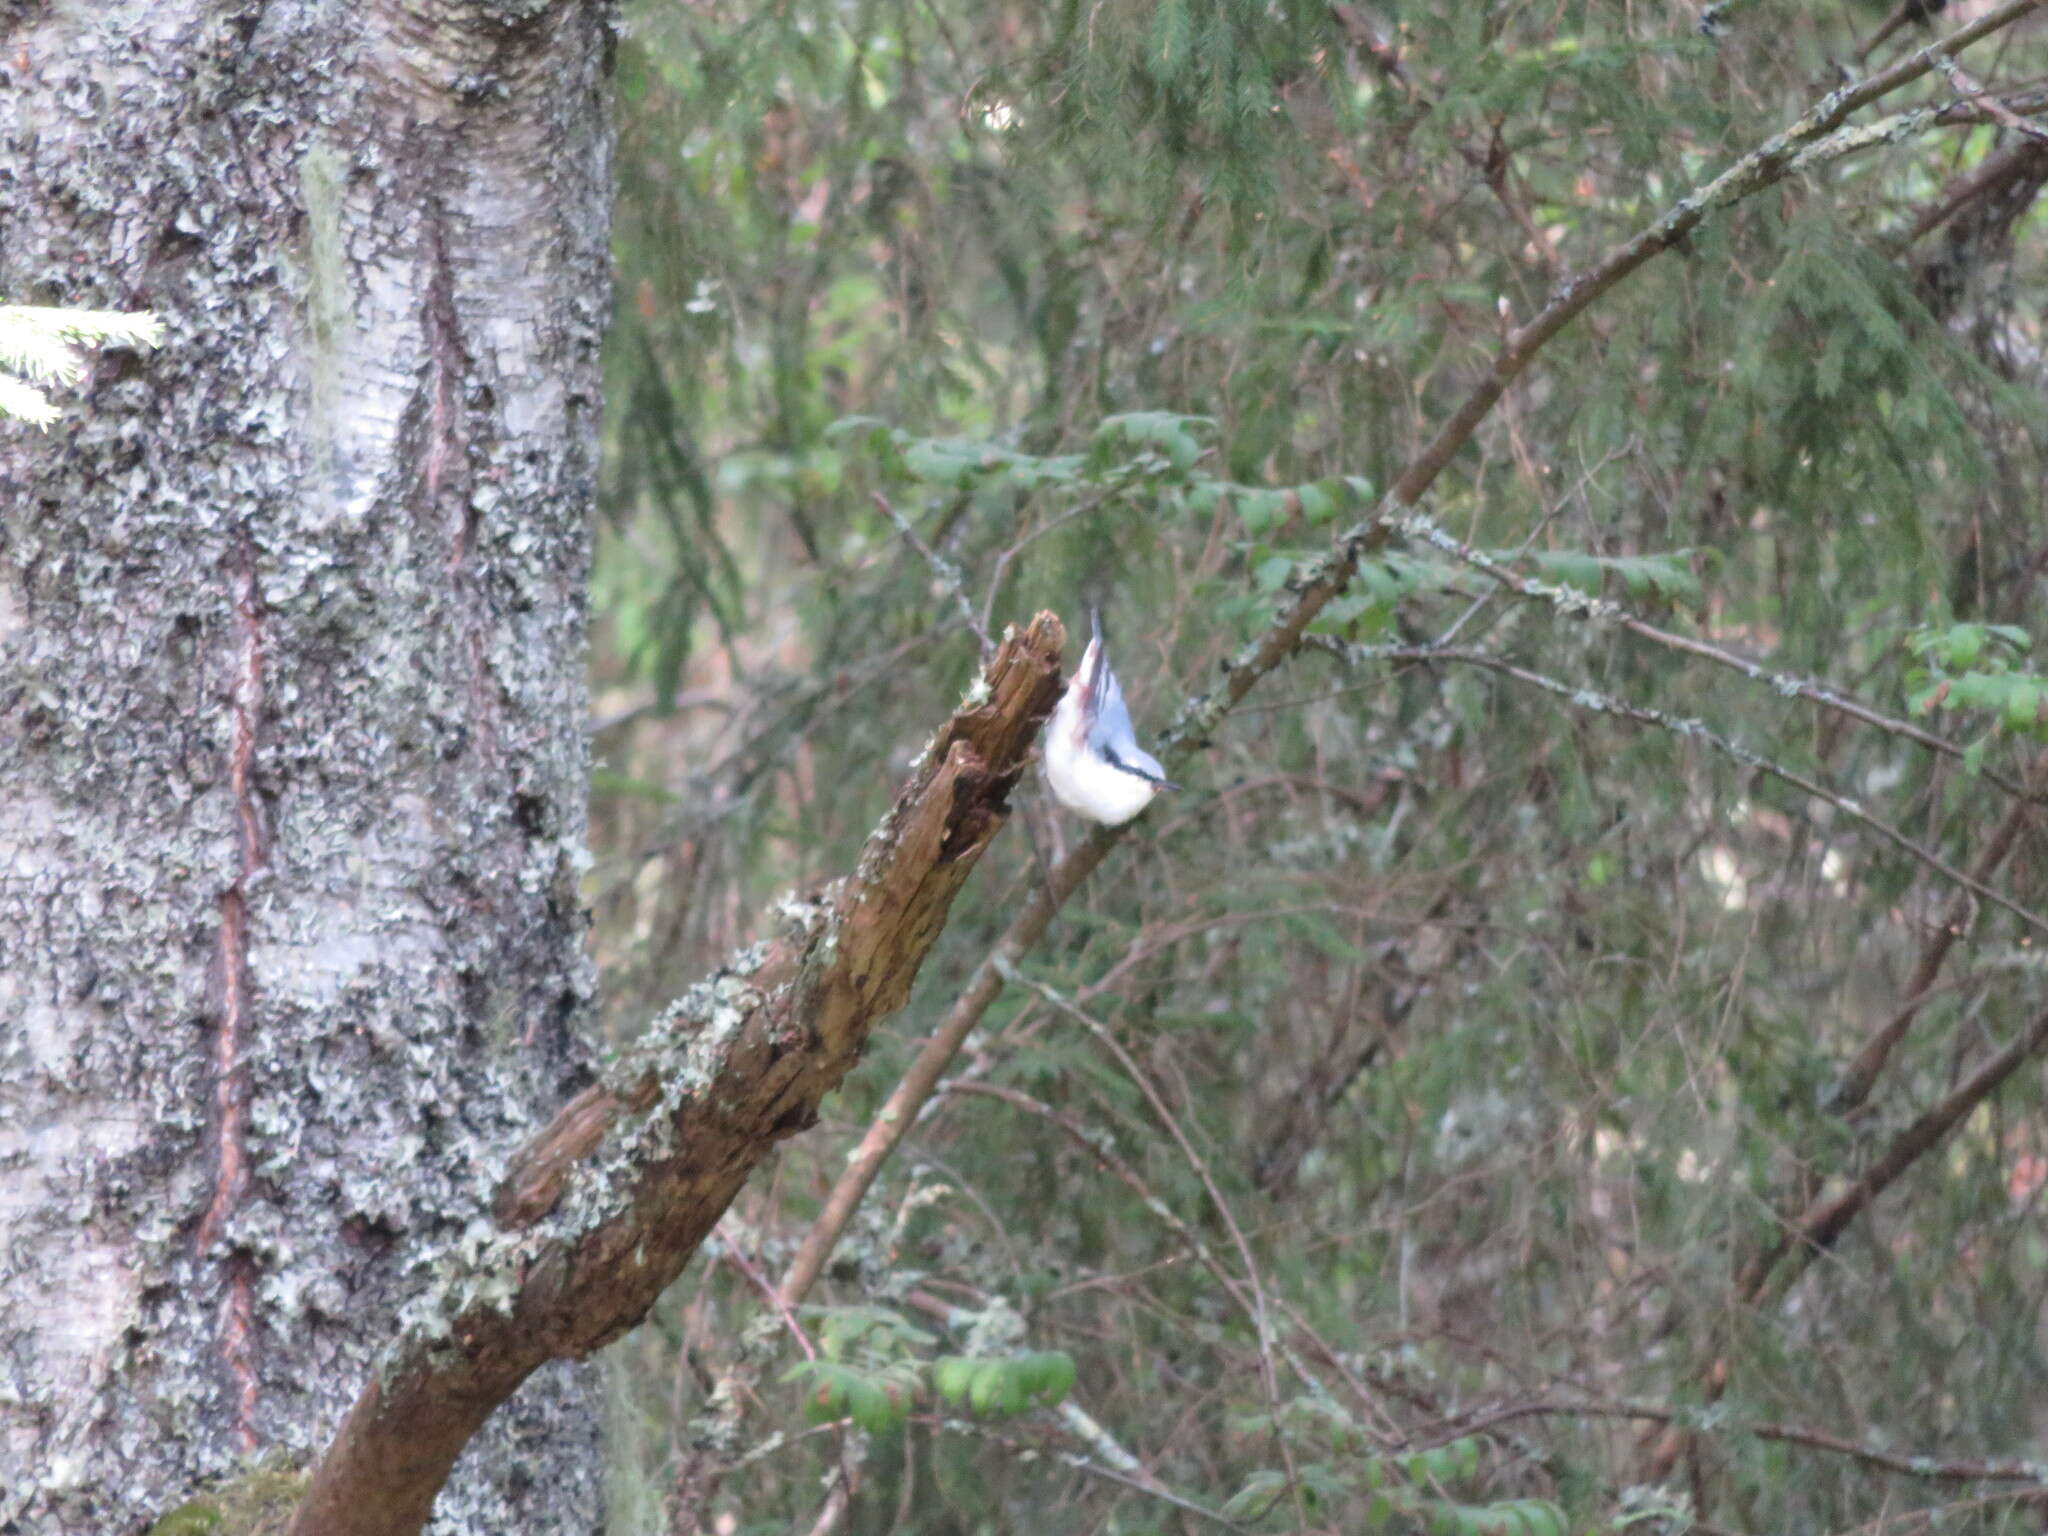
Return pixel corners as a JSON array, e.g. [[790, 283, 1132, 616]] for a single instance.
[[288, 615, 1066, 1536]]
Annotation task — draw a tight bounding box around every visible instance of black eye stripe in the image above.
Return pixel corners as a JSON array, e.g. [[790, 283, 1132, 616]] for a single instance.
[[1101, 747, 1158, 784]]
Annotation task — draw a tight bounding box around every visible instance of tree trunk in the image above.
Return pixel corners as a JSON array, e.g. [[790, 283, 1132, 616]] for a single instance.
[[0, 3, 615, 1531]]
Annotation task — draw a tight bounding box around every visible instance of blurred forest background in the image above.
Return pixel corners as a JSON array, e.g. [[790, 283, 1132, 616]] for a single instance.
[[584, 0, 2048, 1530]]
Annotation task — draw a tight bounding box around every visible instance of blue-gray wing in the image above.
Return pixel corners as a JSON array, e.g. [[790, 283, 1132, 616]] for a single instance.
[[1087, 655, 1141, 754]]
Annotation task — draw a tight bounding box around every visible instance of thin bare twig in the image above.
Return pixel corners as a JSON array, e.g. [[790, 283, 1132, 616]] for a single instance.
[[1932, 49, 2048, 143], [720, 1240, 818, 1361], [873, 490, 992, 654], [1395, 510, 2040, 806], [918, 1414, 1251, 1530], [991, 962, 1309, 1527], [800, 1473, 855, 1536], [938, 1081, 1265, 1340], [942, 1077, 1405, 1453], [978, 475, 1141, 641], [1441, 1397, 2048, 1485], [1309, 633, 2048, 941]]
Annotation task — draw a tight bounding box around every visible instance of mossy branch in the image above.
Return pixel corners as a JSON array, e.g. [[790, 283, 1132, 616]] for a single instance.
[[287, 617, 1065, 1536]]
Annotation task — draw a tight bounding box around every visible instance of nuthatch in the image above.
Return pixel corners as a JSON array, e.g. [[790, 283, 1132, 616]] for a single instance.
[[1043, 613, 1179, 825]]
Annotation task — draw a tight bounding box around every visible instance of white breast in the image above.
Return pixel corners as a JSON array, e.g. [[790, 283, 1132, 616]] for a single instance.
[[1043, 696, 1161, 826]]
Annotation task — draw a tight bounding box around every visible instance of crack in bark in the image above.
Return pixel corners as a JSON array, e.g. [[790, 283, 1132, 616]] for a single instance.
[[422, 202, 474, 566], [196, 548, 267, 1454]]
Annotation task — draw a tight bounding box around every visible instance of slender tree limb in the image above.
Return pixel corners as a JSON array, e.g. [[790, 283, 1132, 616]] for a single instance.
[[1929, 83, 2048, 130], [1931, 49, 2048, 143], [721, 1243, 818, 1362], [1742, 1001, 2048, 1307], [1832, 779, 2040, 1112], [1310, 636, 2048, 941], [1442, 1397, 2048, 1486], [1394, 512, 2041, 806], [288, 616, 1066, 1536]]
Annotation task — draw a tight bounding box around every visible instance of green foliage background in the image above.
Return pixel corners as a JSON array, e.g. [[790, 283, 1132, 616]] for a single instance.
[[589, 0, 2048, 1530]]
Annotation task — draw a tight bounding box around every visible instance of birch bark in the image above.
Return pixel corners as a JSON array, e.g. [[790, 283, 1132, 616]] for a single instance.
[[0, 3, 615, 1530]]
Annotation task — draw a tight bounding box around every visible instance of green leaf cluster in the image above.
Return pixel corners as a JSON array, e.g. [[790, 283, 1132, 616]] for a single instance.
[[783, 1357, 926, 1432], [1906, 622, 2048, 752], [931, 1350, 1077, 1416], [781, 1304, 1076, 1433], [835, 415, 1710, 643], [1223, 1435, 1568, 1535]]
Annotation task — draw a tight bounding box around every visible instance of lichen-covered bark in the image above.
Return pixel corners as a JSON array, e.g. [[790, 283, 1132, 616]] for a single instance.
[[0, 3, 615, 1532], [288, 616, 1065, 1536]]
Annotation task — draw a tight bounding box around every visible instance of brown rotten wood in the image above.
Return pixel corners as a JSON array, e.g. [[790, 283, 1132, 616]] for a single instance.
[[288, 614, 1067, 1536]]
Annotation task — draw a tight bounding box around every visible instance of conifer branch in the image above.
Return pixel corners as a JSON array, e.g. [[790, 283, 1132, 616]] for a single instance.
[[1388, 0, 2044, 507], [0, 303, 164, 427], [1395, 511, 2041, 806]]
